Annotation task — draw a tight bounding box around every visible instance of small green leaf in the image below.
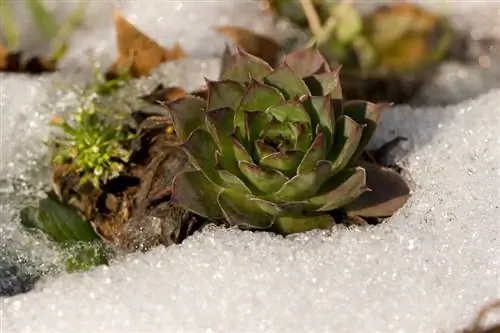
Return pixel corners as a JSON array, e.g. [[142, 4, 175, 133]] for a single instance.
[[259, 150, 304, 177], [217, 170, 251, 193], [246, 111, 274, 145], [266, 101, 311, 124], [20, 195, 98, 244], [238, 160, 289, 194], [303, 95, 335, 148], [181, 129, 220, 183], [271, 160, 333, 202], [272, 214, 335, 235], [26, 0, 59, 41], [297, 132, 327, 174], [168, 96, 207, 141], [240, 81, 285, 112], [263, 66, 310, 99], [344, 161, 411, 217], [206, 79, 246, 111], [171, 170, 224, 219], [221, 47, 273, 84], [281, 47, 331, 78], [254, 140, 276, 162], [343, 101, 388, 164], [328, 116, 365, 175], [217, 190, 275, 229], [309, 167, 368, 211]]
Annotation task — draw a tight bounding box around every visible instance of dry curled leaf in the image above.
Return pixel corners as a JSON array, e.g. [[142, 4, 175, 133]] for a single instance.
[[107, 11, 186, 79], [461, 300, 500, 333], [215, 26, 280, 65]]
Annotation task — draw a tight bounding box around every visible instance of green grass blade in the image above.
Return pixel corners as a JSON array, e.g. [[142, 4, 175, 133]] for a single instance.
[[0, 0, 19, 49], [25, 0, 59, 41]]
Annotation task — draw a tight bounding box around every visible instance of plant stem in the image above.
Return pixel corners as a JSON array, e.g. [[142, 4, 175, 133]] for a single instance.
[[299, 0, 323, 40]]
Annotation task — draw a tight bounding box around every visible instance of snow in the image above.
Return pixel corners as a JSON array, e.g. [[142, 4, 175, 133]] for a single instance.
[[1, 0, 500, 332]]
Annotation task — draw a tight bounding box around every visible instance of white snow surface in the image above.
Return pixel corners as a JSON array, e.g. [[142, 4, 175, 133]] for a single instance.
[[1, 1, 500, 332]]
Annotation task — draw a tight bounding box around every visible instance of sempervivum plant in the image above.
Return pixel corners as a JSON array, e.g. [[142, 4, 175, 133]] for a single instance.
[[168, 46, 411, 234]]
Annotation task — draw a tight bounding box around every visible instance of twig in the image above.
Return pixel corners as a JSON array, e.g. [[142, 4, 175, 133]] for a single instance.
[[299, 0, 323, 40]]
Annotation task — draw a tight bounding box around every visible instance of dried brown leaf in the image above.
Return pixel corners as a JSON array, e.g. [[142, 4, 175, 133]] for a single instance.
[[215, 25, 280, 65], [108, 11, 186, 78]]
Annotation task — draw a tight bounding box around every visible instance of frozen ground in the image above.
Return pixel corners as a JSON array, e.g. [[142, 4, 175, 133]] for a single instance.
[[1, 0, 500, 332]]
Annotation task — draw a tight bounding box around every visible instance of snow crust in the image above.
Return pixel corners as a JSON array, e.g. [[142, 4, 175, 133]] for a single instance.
[[1, 0, 500, 332]]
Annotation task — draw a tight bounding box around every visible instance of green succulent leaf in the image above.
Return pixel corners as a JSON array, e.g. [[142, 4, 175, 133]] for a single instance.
[[232, 136, 253, 163], [298, 132, 327, 174], [342, 101, 388, 164], [206, 79, 245, 111], [344, 161, 411, 217], [328, 116, 365, 175], [64, 242, 109, 273], [259, 150, 305, 177], [221, 47, 273, 84], [266, 101, 311, 125], [171, 170, 224, 219], [271, 160, 333, 202], [309, 167, 368, 211], [168, 96, 207, 141], [206, 107, 240, 176], [281, 47, 331, 78], [181, 129, 220, 183], [303, 66, 342, 98], [263, 66, 311, 99], [303, 95, 335, 148], [240, 81, 285, 112], [238, 160, 289, 194], [217, 170, 252, 193], [217, 190, 275, 229], [20, 194, 99, 244], [271, 214, 335, 235], [246, 111, 274, 144], [254, 140, 276, 162]]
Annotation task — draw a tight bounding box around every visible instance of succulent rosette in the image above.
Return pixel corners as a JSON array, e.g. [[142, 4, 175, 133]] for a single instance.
[[167, 47, 410, 234]]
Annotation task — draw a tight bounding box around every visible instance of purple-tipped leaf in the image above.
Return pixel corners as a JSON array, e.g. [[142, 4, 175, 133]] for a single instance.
[[342, 101, 389, 164], [263, 65, 310, 99], [297, 132, 327, 174], [344, 161, 411, 217], [254, 140, 277, 163], [181, 129, 221, 184], [270, 160, 333, 202], [303, 65, 342, 98], [238, 160, 289, 194], [281, 47, 331, 78], [309, 167, 368, 211], [171, 170, 224, 219], [206, 79, 246, 111], [217, 190, 275, 229], [328, 116, 365, 175], [303, 95, 335, 148], [221, 47, 273, 84], [240, 81, 285, 111], [167, 96, 207, 141]]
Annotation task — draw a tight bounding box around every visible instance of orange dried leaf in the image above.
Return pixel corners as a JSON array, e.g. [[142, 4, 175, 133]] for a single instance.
[[215, 26, 280, 65], [109, 11, 186, 78]]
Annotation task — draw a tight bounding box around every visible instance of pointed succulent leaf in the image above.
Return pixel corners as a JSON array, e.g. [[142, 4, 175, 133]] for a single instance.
[[171, 170, 224, 219], [295, 123, 313, 152], [217, 190, 275, 229], [181, 129, 221, 183], [271, 160, 333, 202], [232, 136, 253, 163], [206, 79, 246, 111], [271, 214, 335, 235], [344, 162, 411, 217], [259, 150, 305, 177], [303, 95, 335, 148], [328, 116, 365, 175], [221, 47, 273, 84], [297, 132, 327, 174], [246, 111, 274, 144], [252, 198, 320, 216], [217, 170, 251, 193], [238, 160, 289, 194], [254, 140, 276, 162], [168, 96, 207, 141], [263, 65, 310, 99], [303, 66, 342, 98], [240, 81, 285, 111], [266, 101, 311, 124], [206, 107, 241, 176], [342, 101, 388, 163], [20, 195, 98, 243], [309, 167, 368, 211], [281, 47, 331, 78]]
